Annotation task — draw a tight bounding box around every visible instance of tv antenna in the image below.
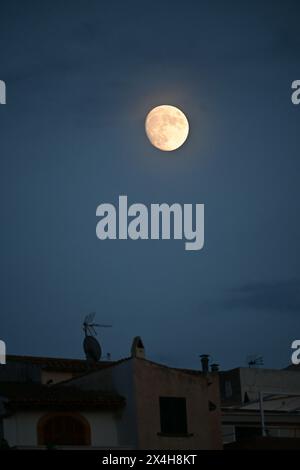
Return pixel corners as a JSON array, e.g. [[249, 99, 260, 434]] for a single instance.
[[247, 355, 264, 368], [82, 312, 112, 363]]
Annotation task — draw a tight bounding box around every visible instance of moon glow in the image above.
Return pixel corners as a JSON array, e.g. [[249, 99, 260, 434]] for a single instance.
[[145, 105, 189, 151]]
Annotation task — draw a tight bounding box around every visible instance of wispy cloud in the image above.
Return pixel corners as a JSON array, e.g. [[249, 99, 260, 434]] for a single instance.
[[225, 279, 300, 313]]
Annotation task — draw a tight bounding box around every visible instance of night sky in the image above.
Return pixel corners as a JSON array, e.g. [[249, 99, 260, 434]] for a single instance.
[[1, 0, 300, 370]]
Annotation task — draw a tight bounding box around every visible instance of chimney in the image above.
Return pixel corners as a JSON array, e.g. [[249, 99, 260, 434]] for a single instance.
[[210, 363, 219, 372], [200, 354, 210, 374], [131, 336, 145, 359]]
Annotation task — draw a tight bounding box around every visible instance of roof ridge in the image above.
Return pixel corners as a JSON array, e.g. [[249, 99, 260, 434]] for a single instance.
[[6, 354, 112, 363]]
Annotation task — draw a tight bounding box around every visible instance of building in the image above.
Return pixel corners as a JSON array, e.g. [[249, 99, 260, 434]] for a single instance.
[[0, 381, 125, 449], [0, 339, 223, 449], [220, 366, 300, 449], [0, 354, 113, 385]]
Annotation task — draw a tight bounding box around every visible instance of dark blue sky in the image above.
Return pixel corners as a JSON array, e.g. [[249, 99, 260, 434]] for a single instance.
[[0, 0, 299, 370]]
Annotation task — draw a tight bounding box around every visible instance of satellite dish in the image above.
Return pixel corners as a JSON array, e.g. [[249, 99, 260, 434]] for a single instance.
[[82, 313, 112, 363], [83, 335, 101, 362]]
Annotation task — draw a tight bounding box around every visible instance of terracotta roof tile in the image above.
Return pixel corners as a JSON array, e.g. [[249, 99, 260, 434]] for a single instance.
[[6, 355, 114, 373], [0, 382, 125, 411]]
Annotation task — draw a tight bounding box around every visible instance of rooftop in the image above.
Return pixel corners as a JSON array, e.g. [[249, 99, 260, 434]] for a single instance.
[[0, 381, 125, 411], [6, 354, 114, 373]]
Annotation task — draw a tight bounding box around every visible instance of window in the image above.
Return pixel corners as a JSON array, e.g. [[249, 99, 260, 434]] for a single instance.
[[225, 380, 233, 398], [38, 413, 91, 446], [159, 397, 188, 435]]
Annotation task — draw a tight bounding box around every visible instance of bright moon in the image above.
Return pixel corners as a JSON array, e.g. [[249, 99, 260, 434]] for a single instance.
[[145, 105, 189, 151]]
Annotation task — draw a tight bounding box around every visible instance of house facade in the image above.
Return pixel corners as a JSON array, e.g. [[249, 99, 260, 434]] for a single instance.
[[0, 340, 223, 450], [65, 355, 222, 449], [220, 366, 300, 448]]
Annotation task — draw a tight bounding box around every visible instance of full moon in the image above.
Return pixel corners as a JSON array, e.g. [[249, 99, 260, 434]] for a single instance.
[[145, 105, 189, 151]]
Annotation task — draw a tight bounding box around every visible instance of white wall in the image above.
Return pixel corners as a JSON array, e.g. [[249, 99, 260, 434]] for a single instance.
[[4, 411, 40, 447], [240, 368, 300, 401], [83, 411, 118, 447], [3, 410, 120, 448], [64, 359, 139, 448]]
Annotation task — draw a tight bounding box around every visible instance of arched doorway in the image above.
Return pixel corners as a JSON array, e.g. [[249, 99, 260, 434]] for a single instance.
[[37, 412, 91, 446]]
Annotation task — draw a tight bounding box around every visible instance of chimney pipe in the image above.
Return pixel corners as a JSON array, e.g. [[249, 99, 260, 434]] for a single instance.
[[200, 354, 210, 374], [211, 363, 219, 372]]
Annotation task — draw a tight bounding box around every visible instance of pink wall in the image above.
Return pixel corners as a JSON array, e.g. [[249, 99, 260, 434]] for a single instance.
[[133, 359, 223, 450]]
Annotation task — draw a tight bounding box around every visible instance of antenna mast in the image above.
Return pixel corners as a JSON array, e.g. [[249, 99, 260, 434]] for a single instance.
[[82, 313, 112, 363]]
